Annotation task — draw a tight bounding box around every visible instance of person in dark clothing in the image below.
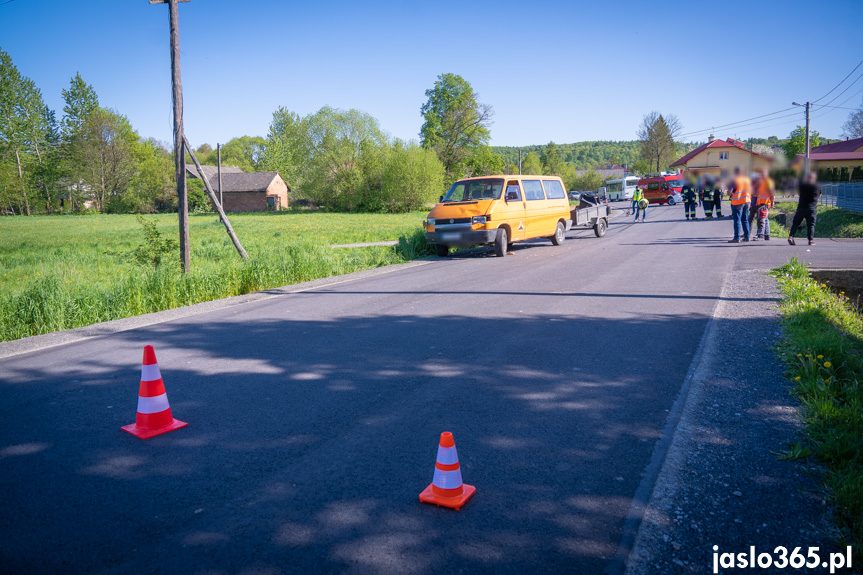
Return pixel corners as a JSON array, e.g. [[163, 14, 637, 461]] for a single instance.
[[681, 175, 698, 220], [788, 172, 821, 246], [699, 176, 714, 219]]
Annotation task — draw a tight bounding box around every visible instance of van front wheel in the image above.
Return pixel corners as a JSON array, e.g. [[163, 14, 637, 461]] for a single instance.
[[494, 228, 508, 257], [550, 221, 565, 245]]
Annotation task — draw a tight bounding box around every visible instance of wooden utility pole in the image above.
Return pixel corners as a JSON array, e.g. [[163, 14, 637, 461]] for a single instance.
[[151, 0, 191, 271]]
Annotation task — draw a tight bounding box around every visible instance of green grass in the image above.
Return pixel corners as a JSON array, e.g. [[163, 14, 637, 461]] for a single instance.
[[771, 257, 863, 562], [0, 211, 433, 341], [769, 204, 863, 239]]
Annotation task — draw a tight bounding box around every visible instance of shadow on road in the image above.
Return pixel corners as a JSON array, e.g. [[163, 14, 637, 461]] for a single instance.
[[0, 309, 804, 574]]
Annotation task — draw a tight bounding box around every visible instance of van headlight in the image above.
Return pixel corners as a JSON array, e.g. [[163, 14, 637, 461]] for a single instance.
[[426, 218, 435, 226], [471, 216, 487, 225]]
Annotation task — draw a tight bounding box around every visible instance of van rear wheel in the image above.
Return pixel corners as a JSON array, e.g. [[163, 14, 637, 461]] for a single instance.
[[494, 228, 508, 257], [550, 221, 565, 246], [434, 244, 449, 257]]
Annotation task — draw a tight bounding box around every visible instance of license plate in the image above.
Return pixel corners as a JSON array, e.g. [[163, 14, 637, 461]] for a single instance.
[[440, 233, 461, 241]]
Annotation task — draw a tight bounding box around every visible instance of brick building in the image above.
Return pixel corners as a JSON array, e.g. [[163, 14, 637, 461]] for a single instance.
[[187, 166, 290, 211]]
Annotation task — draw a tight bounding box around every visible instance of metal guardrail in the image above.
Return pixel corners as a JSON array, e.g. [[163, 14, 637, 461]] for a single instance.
[[820, 182, 863, 213]]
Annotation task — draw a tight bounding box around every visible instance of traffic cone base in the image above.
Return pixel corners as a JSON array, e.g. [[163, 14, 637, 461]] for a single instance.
[[121, 417, 187, 440], [419, 482, 475, 510]]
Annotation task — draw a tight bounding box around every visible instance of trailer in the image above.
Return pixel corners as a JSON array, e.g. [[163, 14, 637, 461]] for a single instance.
[[570, 197, 610, 237]]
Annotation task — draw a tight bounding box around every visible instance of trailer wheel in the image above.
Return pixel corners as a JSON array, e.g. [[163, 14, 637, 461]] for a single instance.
[[494, 228, 508, 257], [434, 244, 449, 257], [550, 221, 565, 246], [594, 218, 607, 237]]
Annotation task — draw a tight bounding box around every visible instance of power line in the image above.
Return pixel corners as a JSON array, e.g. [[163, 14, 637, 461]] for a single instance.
[[812, 57, 863, 103], [678, 107, 797, 138], [818, 70, 863, 109]]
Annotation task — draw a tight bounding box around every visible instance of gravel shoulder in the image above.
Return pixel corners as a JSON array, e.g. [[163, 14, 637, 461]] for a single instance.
[[625, 267, 842, 574]]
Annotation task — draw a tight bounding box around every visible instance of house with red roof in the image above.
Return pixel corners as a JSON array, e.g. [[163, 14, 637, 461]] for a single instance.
[[671, 136, 773, 178], [797, 136, 863, 171]]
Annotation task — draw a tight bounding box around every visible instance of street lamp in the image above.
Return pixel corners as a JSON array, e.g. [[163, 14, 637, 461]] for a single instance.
[[792, 101, 811, 175]]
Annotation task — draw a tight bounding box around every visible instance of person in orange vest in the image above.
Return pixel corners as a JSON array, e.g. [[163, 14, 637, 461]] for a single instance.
[[751, 169, 775, 241], [727, 166, 752, 243]]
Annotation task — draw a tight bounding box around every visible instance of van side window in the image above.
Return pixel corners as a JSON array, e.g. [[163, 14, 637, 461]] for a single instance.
[[505, 181, 522, 200], [523, 180, 546, 201], [543, 179, 565, 199], [648, 182, 660, 191]]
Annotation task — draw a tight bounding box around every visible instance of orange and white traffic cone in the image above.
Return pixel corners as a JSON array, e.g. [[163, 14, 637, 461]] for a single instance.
[[419, 431, 475, 510], [121, 345, 188, 439]]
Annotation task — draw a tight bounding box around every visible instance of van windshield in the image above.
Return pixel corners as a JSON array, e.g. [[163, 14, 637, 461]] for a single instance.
[[667, 179, 683, 188], [443, 179, 504, 202]]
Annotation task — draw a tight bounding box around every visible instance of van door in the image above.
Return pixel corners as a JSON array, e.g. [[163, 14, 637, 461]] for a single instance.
[[521, 179, 548, 237], [494, 180, 527, 242]]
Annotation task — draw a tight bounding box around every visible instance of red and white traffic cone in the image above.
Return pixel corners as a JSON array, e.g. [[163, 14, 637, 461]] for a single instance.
[[121, 345, 188, 439], [419, 431, 475, 510]]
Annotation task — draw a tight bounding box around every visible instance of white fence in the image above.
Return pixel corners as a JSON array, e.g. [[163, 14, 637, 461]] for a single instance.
[[820, 182, 863, 213]]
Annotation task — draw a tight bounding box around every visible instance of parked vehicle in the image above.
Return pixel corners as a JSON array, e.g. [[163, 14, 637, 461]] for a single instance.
[[604, 176, 639, 201], [637, 172, 685, 205], [424, 175, 573, 257]]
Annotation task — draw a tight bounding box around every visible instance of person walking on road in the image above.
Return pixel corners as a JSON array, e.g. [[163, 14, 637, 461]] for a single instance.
[[751, 169, 775, 241], [728, 166, 752, 243], [628, 187, 642, 217], [682, 175, 698, 220], [788, 171, 822, 246], [699, 175, 714, 219], [632, 187, 646, 222]]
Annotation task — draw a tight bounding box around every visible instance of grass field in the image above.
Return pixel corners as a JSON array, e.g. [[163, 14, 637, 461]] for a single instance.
[[0, 211, 432, 342]]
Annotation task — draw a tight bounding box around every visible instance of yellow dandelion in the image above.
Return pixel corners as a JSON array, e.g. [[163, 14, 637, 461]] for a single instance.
[[824, 362, 832, 368], [817, 355, 823, 359], [795, 376, 801, 381]]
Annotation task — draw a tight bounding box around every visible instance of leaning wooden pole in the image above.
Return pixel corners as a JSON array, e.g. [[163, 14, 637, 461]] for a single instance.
[[184, 136, 249, 260]]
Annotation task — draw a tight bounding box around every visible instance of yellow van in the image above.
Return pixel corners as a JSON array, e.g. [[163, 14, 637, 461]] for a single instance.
[[424, 175, 573, 257]]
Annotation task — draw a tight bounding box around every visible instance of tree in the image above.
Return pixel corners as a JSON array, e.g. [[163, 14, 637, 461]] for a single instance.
[[263, 107, 310, 191], [217, 136, 266, 172], [60, 73, 99, 142], [541, 141, 565, 176], [420, 73, 493, 182], [841, 98, 863, 139], [568, 169, 604, 193], [60, 73, 100, 212], [521, 152, 542, 175], [781, 126, 822, 160], [638, 111, 682, 172], [302, 106, 387, 210], [464, 146, 504, 177], [377, 140, 445, 212], [0, 49, 60, 215], [77, 108, 139, 212]]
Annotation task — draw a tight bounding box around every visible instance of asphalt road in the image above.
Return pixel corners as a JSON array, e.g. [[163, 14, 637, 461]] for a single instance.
[[2, 205, 861, 575]]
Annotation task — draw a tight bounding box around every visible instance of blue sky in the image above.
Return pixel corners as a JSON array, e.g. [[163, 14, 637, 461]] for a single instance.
[[2, 0, 862, 149]]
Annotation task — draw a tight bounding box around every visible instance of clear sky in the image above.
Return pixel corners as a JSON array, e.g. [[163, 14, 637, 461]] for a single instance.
[[2, 0, 862, 149]]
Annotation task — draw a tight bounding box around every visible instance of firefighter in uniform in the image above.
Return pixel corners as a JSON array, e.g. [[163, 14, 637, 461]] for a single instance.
[[699, 175, 714, 219], [681, 175, 698, 220], [712, 181, 724, 218]]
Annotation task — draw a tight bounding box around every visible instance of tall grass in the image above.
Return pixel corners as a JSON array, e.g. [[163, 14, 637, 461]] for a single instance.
[[771, 256, 863, 563], [0, 212, 432, 341]]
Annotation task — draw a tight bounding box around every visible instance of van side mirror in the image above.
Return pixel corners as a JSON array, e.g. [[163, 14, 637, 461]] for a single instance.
[[506, 191, 518, 201], [439, 195, 444, 203]]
